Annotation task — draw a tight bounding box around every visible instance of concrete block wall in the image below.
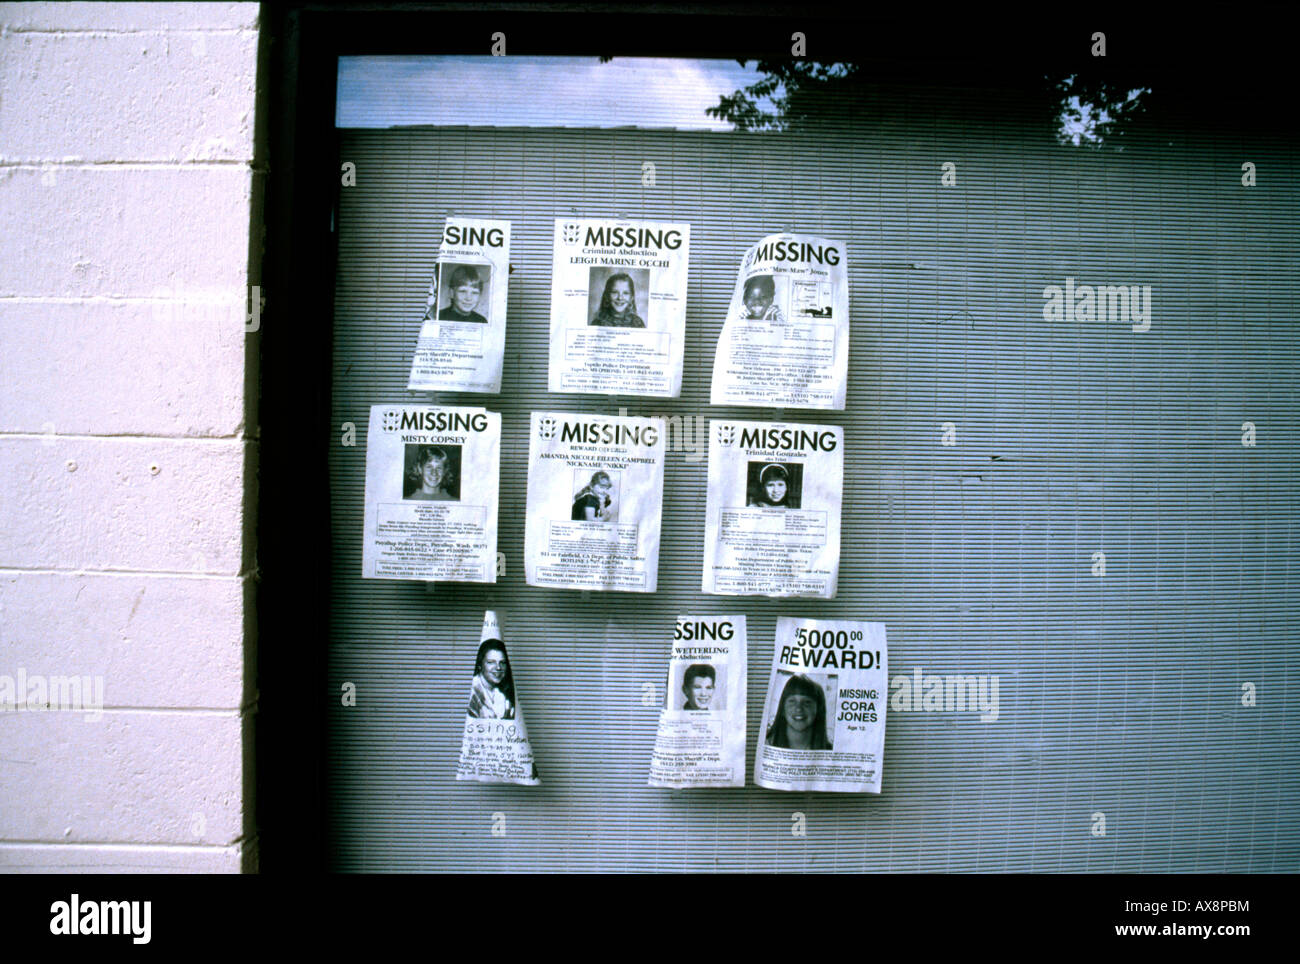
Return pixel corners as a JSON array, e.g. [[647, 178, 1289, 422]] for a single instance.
[[0, 2, 263, 873]]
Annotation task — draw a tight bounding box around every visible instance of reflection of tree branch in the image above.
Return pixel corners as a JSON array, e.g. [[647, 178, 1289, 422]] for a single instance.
[[632, 36, 1288, 145], [1050, 73, 1150, 148], [706, 60, 859, 132], [705, 60, 1159, 147]]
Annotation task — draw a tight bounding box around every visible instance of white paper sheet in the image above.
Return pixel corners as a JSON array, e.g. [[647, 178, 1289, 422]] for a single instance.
[[548, 218, 690, 397]]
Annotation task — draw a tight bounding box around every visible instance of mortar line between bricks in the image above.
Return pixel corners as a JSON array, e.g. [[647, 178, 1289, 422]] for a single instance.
[[0, 840, 245, 851], [0, 27, 258, 36], [0, 431, 252, 442], [0, 161, 261, 170], [0, 295, 260, 303], [0, 706, 243, 716], [0, 566, 255, 579]]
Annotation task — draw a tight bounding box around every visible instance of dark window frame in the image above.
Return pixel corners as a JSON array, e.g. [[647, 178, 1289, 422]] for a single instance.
[[256, 4, 1289, 874]]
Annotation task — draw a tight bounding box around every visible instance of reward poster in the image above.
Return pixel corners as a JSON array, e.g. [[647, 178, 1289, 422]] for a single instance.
[[548, 218, 691, 397], [754, 618, 887, 794]]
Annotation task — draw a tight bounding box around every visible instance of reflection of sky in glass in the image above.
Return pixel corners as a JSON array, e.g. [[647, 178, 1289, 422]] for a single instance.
[[336, 56, 760, 130]]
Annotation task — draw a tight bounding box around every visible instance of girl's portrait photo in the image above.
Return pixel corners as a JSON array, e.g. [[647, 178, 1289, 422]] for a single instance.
[[741, 274, 785, 322], [571, 469, 618, 523], [467, 639, 515, 720], [765, 672, 835, 750], [587, 267, 649, 328], [403, 444, 462, 501], [746, 461, 803, 509]]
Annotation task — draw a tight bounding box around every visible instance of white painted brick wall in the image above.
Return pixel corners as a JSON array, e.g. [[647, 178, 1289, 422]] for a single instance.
[[0, 2, 261, 873], [0, 301, 247, 436], [0, 31, 260, 163], [0, 571, 248, 708], [0, 166, 254, 295], [0, 436, 248, 572]]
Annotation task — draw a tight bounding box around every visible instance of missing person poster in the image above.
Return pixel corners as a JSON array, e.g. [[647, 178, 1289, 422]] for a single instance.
[[361, 404, 500, 582], [547, 218, 691, 397], [457, 611, 540, 786], [524, 410, 666, 592], [702, 420, 844, 599], [649, 615, 748, 789], [710, 233, 849, 410], [754, 618, 887, 794], [407, 217, 511, 393]]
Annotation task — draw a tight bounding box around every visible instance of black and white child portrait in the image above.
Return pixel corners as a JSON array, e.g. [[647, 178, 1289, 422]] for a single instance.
[[571, 468, 619, 522], [587, 266, 649, 328], [403, 443, 463, 501], [431, 262, 491, 324], [746, 460, 803, 509], [677, 662, 727, 712]]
